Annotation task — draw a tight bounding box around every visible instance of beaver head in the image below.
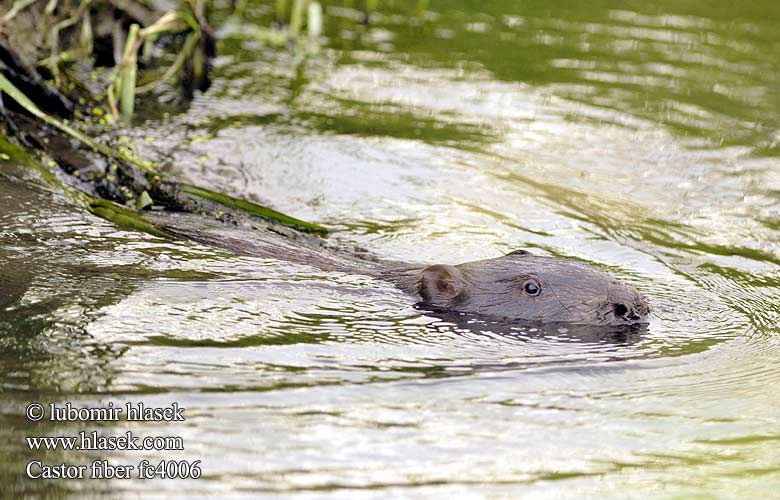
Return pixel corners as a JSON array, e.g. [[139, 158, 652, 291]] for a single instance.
[[415, 250, 650, 325]]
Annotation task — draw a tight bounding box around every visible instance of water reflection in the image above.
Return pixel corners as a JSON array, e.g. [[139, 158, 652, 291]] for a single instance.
[[429, 311, 649, 346]]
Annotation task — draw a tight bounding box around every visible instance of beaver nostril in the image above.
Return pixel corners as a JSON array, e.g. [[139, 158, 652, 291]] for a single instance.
[[614, 303, 629, 318]]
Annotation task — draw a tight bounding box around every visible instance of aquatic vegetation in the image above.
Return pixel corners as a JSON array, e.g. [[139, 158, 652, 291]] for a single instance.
[[180, 183, 329, 234], [0, 0, 333, 236]]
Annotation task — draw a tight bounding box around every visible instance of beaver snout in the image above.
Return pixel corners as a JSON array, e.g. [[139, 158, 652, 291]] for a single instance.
[[613, 302, 642, 321], [609, 285, 650, 323]]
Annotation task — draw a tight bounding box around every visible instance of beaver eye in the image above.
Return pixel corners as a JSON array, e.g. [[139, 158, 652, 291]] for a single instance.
[[523, 280, 541, 296]]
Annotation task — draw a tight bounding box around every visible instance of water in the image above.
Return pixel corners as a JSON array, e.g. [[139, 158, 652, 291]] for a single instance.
[[2, 0, 780, 497]]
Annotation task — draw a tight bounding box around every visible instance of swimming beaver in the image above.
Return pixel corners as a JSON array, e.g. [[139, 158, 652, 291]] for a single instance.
[[160, 223, 650, 326], [378, 250, 650, 325]]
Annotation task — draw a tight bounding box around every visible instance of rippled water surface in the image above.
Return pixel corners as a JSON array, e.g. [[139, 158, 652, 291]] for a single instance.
[[2, 0, 780, 497]]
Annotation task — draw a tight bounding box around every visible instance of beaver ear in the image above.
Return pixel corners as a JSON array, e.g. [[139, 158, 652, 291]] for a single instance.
[[507, 249, 532, 256], [419, 264, 465, 307]]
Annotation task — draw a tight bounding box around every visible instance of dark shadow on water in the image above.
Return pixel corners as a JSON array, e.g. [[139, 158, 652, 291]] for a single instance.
[[0, 265, 31, 311]]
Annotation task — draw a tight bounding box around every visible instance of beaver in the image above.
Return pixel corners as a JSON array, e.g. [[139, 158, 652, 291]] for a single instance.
[[158, 217, 651, 326], [376, 249, 650, 325]]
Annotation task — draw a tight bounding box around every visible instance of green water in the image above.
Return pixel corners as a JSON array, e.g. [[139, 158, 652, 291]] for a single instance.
[[2, 0, 780, 497]]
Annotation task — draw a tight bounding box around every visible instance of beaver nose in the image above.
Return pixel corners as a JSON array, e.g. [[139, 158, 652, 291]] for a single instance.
[[609, 284, 650, 322], [613, 302, 642, 321]]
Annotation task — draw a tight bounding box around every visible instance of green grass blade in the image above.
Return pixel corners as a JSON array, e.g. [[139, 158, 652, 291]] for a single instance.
[[180, 183, 329, 234], [89, 198, 171, 238]]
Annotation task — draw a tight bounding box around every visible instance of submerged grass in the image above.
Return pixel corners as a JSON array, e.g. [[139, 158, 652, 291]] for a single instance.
[[88, 198, 173, 238], [181, 183, 329, 234], [0, 131, 170, 239]]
